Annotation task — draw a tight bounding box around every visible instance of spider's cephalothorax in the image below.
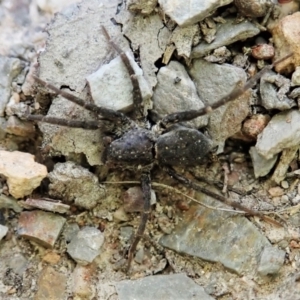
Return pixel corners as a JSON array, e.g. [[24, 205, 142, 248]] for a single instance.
[[26, 26, 291, 272], [104, 128, 155, 169]]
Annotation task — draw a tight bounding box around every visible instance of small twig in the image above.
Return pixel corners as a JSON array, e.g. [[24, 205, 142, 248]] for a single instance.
[[103, 180, 287, 227], [104, 180, 252, 214]]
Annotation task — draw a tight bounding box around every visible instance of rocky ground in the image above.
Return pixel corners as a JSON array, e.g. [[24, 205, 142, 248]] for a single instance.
[[1, 0, 300, 299]]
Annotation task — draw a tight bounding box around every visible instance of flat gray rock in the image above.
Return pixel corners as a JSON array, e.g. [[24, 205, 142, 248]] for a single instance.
[[158, 0, 232, 27], [67, 226, 105, 265], [153, 60, 207, 128], [116, 273, 214, 300], [249, 146, 278, 178], [258, 246, 285, 276], [87, 52, 152, 113], [159, 194, 271, 275], [256, 110, 300, 159], [192, 18, 260, 58], [188, 59, 249, 152], [260, 70, 295, 110]]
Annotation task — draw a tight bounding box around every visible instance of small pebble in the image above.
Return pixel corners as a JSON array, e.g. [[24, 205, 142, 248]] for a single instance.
[[281, 180, 289, 189], [134, 248, 145, 264], [113, 207, 129, 222], [234, 0, 269, 18], [242, 114, 270, 140], [258, 246, 285, 275], [291, 66, 300, 86], [291, 194, 300, 205], [268, 186, 285, 197], [176, 200, 190, 211], [289, 240, 300, 249], [42, 252, 61, 264], [0, 224, 8, 240], [280, 194, 289, 204], [251, 44, 275, 60]]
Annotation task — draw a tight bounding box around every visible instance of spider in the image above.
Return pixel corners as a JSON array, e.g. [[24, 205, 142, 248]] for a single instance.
[[26, 26, 291, 272]]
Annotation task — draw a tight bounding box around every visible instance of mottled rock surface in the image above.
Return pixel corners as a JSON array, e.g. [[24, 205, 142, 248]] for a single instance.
[[0, 151, 47, 198]]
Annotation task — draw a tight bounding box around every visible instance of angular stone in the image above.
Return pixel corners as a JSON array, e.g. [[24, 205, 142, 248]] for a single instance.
[[256, 110, 300, 159], [6, 253, 28, 275], [35, 266, 67, 300], [258, 246, 285, 275], [0, 56, 24, 116], [159, 194, 271, 275], [291, 66, 300, 86], [0, 150, 47, 198], [42, 251, 61, 264], [192, 18, 259, 58], [116, 273, 214, 300], [0, 194, 22, 212], [18, 210, 66, 248], [249, 146, 278, 178], [158, 0, 232, 27], [0, 224, 8, 240], [271, 146, 299, 184], [71, 265, 95, 299], [67, 226, 104, 265], [5, 116, 35, 137], [260, 70, 294, 110], [153, 60, 207, 128], [87, 52, 152, 113], [271, 12, 300, 73], [48, 161, 105, 210], [188, 59, 249, 152]]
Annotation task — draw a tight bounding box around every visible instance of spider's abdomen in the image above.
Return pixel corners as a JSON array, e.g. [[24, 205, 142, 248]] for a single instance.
[[156, 127, 212, 167], [104, 128, 155, 167]]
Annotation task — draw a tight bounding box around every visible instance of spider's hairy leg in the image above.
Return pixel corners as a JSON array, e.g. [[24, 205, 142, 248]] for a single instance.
[[32, 76, 134, 126], [25, 114, 100, 129], [165, 166, 282, 227], [101, 26, 144, 120], [161, 53, 294, 127], [127, 172, 151, 272]]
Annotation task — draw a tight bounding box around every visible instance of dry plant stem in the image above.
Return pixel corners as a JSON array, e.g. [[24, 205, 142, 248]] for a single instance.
[[165, 167, 282, 227], [103, 181, 246, 213], [104, 178, 283, 226], [27, 112, 100, 129]]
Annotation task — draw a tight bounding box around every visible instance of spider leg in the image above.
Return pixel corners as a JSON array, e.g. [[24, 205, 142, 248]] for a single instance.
[[33, 76, 134, 127], [165, 166, 282, 227], [25, 114, 100, 129], [127, 172, 151, 272], [160, 53, 293, 127], [102, 26, 144, 120]]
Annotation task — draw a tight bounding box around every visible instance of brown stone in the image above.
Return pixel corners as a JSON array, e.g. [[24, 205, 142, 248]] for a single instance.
[[0, 150, 47, 198], [18, 210, 66, 248], [271, 12, 300, 73], [35, 267, 67, 300]]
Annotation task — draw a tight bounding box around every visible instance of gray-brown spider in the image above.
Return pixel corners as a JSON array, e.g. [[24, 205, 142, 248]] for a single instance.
[[26, 26, 290, 272]]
